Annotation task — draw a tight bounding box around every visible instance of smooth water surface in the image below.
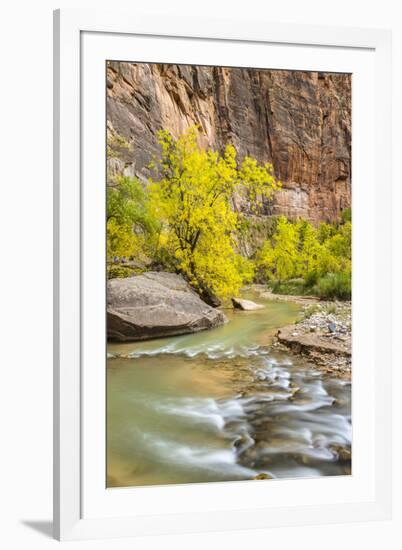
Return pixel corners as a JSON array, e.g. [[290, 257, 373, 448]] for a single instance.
[[107, 294, 351, 487]]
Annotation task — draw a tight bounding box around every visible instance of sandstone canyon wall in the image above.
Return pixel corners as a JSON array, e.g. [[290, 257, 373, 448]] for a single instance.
[[106, 62, 351, 223]]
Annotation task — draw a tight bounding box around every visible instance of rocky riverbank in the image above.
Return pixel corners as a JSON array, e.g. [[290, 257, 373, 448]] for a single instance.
[[273, 301, 351, 379]]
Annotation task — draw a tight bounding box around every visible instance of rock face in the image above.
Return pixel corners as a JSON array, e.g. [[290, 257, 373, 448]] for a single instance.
[[232, 298, 264, 311], [107, 272, 227, 342], [107, 62, 351, 223]]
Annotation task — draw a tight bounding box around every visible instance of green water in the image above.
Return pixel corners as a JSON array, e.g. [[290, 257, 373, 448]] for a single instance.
[[107, 293, 351, 487]]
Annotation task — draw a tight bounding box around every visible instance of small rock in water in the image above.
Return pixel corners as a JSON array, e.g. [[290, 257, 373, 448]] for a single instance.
[[233, 434, 255, 453], [253, 472, 273, 480], [232, 298, 264, 311], [330, 444, 351, 462]]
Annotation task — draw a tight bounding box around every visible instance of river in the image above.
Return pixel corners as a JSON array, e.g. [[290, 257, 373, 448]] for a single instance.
[[107, 292, 351, 487]]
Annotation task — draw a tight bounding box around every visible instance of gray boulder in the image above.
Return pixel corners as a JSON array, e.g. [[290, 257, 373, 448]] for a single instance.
[[107, 272, 228, 342], [232, 297, 264, 311]]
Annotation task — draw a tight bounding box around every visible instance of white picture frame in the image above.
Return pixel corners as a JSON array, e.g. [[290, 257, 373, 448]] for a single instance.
[[53, 8, 392, 541]]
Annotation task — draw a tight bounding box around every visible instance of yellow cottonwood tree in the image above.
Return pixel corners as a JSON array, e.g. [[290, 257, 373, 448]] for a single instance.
[[324, 221, 351, 274], [297, 221, 321, 275], [256, 216, 299, 282], [256, 216, 352, 298], [149, 127, 280, 298]]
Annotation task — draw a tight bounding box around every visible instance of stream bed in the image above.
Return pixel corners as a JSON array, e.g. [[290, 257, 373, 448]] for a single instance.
[[107, 295, 351, 487]]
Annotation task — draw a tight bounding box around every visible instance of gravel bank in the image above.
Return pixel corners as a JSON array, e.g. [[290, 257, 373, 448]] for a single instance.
[[273, 301, 352, 379]]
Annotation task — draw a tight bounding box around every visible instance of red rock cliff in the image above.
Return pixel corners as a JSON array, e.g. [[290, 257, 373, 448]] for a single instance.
[[107, 62, 351, 223]]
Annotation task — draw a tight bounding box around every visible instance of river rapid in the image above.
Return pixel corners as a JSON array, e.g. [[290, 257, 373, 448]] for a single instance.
[[107, 293, 351, 487]]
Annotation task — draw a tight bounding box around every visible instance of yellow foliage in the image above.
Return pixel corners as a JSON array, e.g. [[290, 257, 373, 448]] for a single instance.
[[256, 217, 299, 282], [107, 218, 143, 259], [106, 126, 351, 301], [149, 127, 279, 297], [256, 216, 352, 285], [106, 176, 160, 262]]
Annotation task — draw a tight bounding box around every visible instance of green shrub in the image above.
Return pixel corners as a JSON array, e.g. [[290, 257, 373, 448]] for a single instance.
[[271, 279, 306, 296], [304, 270, 319, 288], [315, 273, 351, 300], [341, 207, 352, 224]]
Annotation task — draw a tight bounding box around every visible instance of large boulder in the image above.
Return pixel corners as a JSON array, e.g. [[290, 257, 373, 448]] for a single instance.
[[107, 272, 228, 342]]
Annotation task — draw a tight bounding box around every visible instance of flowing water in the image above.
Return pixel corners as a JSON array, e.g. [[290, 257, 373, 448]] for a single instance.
[[107, 294, 351, 487]]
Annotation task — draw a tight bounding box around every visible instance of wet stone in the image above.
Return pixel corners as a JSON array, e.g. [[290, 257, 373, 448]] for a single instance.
[[253, 473, 274, 480]]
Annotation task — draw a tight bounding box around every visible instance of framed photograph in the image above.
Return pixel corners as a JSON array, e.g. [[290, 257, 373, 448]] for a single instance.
[[53, 8, 392, 540]]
